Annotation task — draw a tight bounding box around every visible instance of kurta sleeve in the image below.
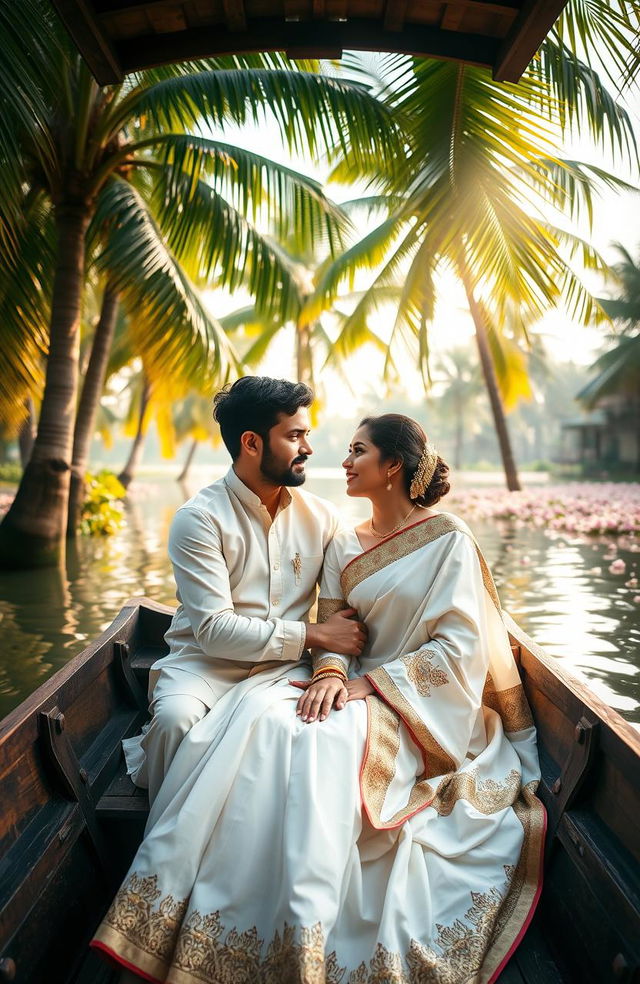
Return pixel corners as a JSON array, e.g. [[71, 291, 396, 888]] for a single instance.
[[169, 506, 306, 664], [365, 531, 491, 776], [312, 537, 352, 677]]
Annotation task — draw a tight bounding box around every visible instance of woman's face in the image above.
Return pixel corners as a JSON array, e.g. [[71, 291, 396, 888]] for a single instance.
[[342, 426, 390, 497]]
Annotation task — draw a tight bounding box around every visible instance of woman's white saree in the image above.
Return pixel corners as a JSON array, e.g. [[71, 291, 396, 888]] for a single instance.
[[92, 513, 545, 984]]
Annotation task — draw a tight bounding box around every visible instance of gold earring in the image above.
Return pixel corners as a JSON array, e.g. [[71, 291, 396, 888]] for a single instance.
[[386, 475, 392, 491]]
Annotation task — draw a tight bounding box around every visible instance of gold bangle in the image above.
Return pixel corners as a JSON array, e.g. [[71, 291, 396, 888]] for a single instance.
[[311, 671, 347, 686]]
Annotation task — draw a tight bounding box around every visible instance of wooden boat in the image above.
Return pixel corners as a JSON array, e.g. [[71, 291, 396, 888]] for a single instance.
[[0, 596, 639, 984]]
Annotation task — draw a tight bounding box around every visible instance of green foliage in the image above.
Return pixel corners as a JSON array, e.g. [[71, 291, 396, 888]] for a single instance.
[[0, 463, 22, 483], [80, 470, 126, 536]]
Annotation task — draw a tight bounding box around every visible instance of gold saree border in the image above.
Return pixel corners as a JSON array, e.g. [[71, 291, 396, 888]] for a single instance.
[[482, 786, 546, 983], [92, 931, 166, 983], [341, 514, 452, 598], [317, 597, 349, 623], [360, 677, 452, 830], [367, 664, 456, 779], [483, 673, 534, 733], [339, 513, 502, 616]]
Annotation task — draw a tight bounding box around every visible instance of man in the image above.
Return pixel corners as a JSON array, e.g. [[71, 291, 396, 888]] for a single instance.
[[125, 376, 366, 803]]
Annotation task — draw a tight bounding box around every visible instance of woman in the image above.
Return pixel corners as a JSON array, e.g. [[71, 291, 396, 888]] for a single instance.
[[92, 414, 544, 984]]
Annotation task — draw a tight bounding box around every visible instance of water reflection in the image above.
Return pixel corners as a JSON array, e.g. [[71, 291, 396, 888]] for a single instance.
[[0, 470, 638, 723]]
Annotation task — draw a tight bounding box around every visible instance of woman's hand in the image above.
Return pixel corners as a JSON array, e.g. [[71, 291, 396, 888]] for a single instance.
[[345, 677, 375, 701], [289, 676, 348, 723]]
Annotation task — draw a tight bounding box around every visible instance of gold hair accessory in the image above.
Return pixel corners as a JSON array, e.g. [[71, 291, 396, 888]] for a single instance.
[[409, 443, 438, 500]]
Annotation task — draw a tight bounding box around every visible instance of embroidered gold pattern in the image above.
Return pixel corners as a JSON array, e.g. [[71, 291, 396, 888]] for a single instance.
[[483, 674, 534, 732], [97, 791, 544, 984], [367, 665, 456, 781], [292, 552, 302, 585], [349, 943, 406, 983], [316, 597, 350, 623], [401, 648, 449, 697], [339, 513, 502, 618], [361, 695, 441, 829], [102, 872, 186, 964], [430, 768, 521, 817]]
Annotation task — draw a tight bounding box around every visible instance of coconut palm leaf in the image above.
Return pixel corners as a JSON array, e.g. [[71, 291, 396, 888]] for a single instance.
[[578, 335, 640, 405], [533, 36, 638, 160], [0, 191, 55, 428], [92, 178, 239, 388], [136, 135, 348, 253], [107, 69, 402, 172], [0, 0, 60, 250], [527, 158, 639, 227], [148, 170, 320, 323]]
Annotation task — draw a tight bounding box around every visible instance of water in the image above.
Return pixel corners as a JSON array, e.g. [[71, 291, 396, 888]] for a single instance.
[[1, 469, 639, 723]]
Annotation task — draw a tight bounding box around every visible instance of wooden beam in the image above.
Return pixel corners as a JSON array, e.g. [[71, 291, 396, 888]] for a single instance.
[[384, 0, 408, 32], [50, 0, 124, 84], [493, 0, 570, 82], [115, 16, 500, 71], [440, 3, 465, 32], [222, 0, 247, 31]]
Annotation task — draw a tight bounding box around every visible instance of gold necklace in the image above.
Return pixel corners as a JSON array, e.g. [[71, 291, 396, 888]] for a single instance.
[[368, 504, 418, 539]]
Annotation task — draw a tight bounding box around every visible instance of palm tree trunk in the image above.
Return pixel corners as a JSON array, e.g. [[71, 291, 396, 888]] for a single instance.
[[295, 319, 314, 387], [177, 438, 198, 484], [454, 405, 463, 470], [67, 282, 119, 536], [0, 199, 90, 567], [118, 378, 151, 490], [458, 262, 521, 492], [18, 396, 37, 468]]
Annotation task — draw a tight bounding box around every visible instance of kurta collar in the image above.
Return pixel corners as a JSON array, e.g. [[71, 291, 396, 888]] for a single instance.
[[224, 467, 293, 515]]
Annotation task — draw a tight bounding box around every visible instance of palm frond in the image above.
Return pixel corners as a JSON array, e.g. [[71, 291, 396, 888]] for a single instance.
[[110, 69, 403, 173], [135, 134, 347, 252], [532, 35, 638, 162], [0, 191, 54, 428], [149, 170, 307, 322], [92, 178, 239, 390]]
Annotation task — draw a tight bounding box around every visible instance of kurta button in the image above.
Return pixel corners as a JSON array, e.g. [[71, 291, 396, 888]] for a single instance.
[[272, 599, 279, 606], [273, 563, 280, 571]]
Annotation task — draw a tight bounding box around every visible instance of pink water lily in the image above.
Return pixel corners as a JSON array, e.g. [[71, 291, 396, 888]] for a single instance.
[[449, 483, 640, 540]]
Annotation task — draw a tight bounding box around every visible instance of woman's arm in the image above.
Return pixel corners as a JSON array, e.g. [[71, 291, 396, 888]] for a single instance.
[[293, 537, 362, 722]]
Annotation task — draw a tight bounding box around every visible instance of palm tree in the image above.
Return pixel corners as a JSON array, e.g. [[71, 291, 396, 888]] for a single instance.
[[172, 393, 224, 484], [0, 5, 401, 567], [578, 244, 640, 408], [435, 349, 485, 470], [305, 26, 637, 489]]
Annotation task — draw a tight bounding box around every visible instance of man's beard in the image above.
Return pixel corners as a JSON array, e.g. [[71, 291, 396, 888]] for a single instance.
[[260, 441, 307, 487]]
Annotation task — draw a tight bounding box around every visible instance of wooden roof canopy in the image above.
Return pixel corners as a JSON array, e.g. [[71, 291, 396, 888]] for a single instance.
[[50, 0, 570, 86]]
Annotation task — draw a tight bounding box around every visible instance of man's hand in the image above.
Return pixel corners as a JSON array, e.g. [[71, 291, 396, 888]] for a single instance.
[[305, 609, 367, 656], [290, 676, 348, 723]]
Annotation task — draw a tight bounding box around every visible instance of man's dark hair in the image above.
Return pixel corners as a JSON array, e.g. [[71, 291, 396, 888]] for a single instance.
[[213, 376, 314, 459]]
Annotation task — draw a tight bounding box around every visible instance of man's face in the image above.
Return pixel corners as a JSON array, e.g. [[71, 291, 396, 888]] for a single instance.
[[260, 407, 313, 486]]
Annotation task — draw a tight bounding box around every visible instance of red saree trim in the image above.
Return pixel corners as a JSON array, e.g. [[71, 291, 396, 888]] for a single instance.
[[359, 686, 436, 831], [90, 940, 163, 984], [487, 803, 547, 984]]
